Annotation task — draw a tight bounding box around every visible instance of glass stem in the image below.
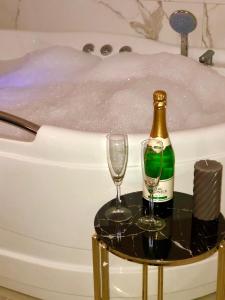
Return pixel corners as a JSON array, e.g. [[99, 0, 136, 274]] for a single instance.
[[149, 191, 154, 220], [116, 183, 122, 209]]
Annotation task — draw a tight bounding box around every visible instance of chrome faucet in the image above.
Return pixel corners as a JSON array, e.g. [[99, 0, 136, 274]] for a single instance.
[[169, 10, 197, 57], [199, 50, 215, 66]]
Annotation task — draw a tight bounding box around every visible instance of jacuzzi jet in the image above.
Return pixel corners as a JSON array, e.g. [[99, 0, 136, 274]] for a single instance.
[[169, 10, 197, 57]]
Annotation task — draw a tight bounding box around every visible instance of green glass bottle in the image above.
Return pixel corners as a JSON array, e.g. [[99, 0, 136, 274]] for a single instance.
[[143, 90, 175, 209]]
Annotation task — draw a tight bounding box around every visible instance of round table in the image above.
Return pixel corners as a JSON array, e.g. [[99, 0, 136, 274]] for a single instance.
[[92, 191, 225, 300]]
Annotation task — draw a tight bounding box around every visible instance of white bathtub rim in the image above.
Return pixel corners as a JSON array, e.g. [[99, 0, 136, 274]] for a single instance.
[[0, 29, 225, 67], [0, 122, 224, 166]]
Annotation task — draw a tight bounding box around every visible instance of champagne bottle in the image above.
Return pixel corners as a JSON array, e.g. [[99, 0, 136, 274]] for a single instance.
[[143, 90, 175, 212]]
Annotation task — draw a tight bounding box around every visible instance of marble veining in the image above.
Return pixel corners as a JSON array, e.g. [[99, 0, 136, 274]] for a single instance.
[[0, 0, 225, 49], [98, 0, 165, 40], [97, 0, 127, 21], [14, 0, 22, 29], [129, 0, 164, 40], [94, 192, 225, 263], [202, 3, 214, 48]]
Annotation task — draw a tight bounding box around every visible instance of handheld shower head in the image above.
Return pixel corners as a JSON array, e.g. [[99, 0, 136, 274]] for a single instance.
[[169, 10, 197, 56]]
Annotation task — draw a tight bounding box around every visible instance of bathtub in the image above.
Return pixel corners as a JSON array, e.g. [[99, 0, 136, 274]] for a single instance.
[[0, 30, 224, 300]]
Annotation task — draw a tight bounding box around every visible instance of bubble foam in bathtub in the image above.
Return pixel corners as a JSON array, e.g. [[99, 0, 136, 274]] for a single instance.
[[0, 47, 224, 140], [0, 46, 101, 88]]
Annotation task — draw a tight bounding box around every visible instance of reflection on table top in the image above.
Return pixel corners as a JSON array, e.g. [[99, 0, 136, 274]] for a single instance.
[[94, 191, 225, 266]]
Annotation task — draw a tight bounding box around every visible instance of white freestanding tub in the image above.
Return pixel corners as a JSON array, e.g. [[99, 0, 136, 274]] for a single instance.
[[0, 30, 224, 300]]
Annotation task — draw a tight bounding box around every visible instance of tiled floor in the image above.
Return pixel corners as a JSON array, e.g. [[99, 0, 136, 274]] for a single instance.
[[0, 286, 216, 300]]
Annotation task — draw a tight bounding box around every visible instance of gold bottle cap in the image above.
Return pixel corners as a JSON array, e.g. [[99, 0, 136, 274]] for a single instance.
[[153, 90, 167, 107]]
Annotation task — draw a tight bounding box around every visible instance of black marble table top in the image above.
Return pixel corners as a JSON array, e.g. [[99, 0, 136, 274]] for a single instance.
[[94, 191, 225, 266]]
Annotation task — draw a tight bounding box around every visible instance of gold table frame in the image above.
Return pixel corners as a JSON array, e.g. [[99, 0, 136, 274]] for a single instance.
[[92, 234, 225, 300]]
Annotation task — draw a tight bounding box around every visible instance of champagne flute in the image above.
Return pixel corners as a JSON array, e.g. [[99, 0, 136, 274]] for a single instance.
[[137, 138, 166, 231], [105, 133, 132, 222]]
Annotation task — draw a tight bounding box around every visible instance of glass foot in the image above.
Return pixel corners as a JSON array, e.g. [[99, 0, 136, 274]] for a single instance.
[[136, 216, 166, 231], [105, 206, 132, 222]]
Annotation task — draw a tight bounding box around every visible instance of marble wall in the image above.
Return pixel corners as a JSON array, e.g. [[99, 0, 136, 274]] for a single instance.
[[0, 0, 225, 49]]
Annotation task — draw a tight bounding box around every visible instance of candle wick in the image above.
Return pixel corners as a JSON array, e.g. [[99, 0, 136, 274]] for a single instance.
[[205, 159, 209, 167]]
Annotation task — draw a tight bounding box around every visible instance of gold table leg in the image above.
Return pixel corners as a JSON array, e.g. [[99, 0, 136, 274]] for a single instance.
[[142, 264, 148, 300], [216, 240, 225, 300], [158, 266, 164, 300], [92, 235, 101, 300], [100, 242, 110, 300]]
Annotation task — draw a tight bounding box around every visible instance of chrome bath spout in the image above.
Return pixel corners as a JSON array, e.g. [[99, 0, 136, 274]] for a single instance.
[[169, 10, 197, 57], [199, 50, 215, 66], [0, 111, 40, 134]]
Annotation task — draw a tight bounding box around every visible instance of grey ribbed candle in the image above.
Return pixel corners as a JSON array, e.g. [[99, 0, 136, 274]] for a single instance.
[[193, 160, 223, 221]]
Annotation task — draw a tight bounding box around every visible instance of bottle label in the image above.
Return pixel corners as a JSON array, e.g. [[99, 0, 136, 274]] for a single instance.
[[143, 136, 174, 202], [143, 177, 174, 202]]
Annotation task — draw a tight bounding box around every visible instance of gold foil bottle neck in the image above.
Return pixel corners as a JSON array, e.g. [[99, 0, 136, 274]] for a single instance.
[[151, 90, 168, 138], [153, 90, 167, 107]]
